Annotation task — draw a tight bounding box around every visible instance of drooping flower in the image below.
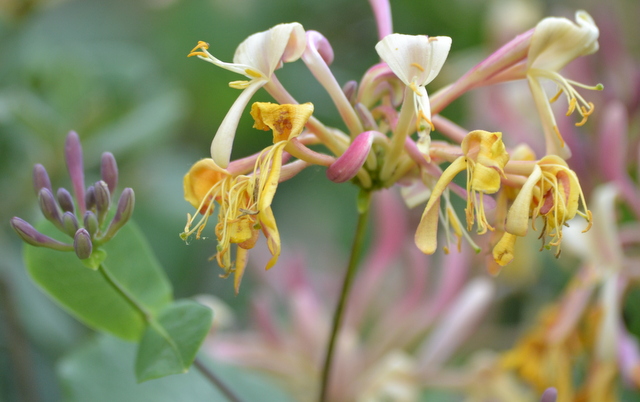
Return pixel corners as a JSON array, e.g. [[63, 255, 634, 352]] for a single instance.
[[526, 10, 601, 158], [188, 23, 306, 168], [493, 155, 592, 266], [181, 102, 314, 293], [415, 130, 509, 254], [375, 34, 452, 154]]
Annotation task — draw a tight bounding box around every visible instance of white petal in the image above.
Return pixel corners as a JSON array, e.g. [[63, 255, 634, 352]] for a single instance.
[[233, 22, 306, 77], [210, 80, 265, 168], [375, 34, 452, 86], [528, 10, 599, 72]]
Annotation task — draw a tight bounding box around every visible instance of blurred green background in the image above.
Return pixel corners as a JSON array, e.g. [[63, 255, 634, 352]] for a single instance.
[[1, 0, 638, 400]]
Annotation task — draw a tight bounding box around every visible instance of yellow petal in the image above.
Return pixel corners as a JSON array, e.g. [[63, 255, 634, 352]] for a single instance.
[[233, 247, 249, 294], [250, 102, 314, 143], [492, 232, 518, 267], [184, 158, 230, 209], [506, 165, 542, 236]]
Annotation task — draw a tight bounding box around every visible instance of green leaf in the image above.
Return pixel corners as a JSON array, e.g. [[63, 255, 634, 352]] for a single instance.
[[135, 300, 213, 382], [24, 220, 172, 341], [58, 334, 295, 402]]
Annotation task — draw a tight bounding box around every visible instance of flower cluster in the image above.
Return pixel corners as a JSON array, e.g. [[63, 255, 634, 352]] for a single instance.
[[183, 9, 599, 288], [11, 131, 134, 266]]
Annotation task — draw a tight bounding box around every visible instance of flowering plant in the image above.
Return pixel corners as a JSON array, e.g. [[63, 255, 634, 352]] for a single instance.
[[5, 0, 640, 401]]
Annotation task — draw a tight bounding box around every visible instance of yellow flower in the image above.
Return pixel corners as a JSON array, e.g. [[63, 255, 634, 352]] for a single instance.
[[182, 102, 313, 293], [493, 155, 592, 266], [415, 130, 509, 254]]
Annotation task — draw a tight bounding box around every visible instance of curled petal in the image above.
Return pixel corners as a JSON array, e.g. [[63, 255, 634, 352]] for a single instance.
[[326, 131, 375, 183], [211, 79, 265, 168], [184, 159, 231, 209], [250, 102, 314, 143], [375, 34, 452, 87], [505, 164, 542, 236], [528, 10, 599, 72], [233, 22, 306, 74]]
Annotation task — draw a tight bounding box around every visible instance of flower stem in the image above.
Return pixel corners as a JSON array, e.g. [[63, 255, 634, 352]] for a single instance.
[[319, 190, 371, 402]]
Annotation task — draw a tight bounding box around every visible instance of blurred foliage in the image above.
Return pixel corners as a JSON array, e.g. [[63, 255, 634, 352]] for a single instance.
[[1, 0, 638, 400]]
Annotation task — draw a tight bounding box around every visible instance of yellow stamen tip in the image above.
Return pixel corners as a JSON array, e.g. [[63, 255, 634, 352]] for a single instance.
[[410, 62, 425, 72]]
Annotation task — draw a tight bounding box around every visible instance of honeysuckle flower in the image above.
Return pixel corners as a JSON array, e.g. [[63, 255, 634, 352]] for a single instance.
[[526, 11, 601, 158], [375, 34, 452, 155], [415, 130, 509, 254], [493, 155, 592, 266], [188, 23, 306, 168], [182, 102, 314, 293]]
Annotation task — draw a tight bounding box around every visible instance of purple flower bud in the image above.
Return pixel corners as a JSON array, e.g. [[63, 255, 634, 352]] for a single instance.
[[83, 211, 99, 237], [57, 188, 75, 213], [342, 80, 358, 105], [100, 152, 118, 194], [65, 131, 86, 215], [38, 188, 64, 231], [326, 131, 374, 183], [94, 180, 111, 224], [85, 186, 96, 211], [73, 228, 93, 259], [540, 388, 557, 402], [10, 217, 74, 251], [100, 188, 135, 243], [62, 212, 79, 237], [33, 164, 52, 195]]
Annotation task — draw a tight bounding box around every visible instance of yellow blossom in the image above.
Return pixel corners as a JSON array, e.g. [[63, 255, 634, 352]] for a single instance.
[[181, 102, 313, 293], [415, 130, 509, 254], [493, 155, 592, 266]]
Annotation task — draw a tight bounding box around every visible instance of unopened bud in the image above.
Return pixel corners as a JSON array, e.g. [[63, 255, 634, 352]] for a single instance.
[[85, 186, 96, 211], [540, 388, 558, 402], [101, 152, 118, 194], [100, 188, 135, 243], [33, 164, 52, 194], [65, 131, 86, 214], [61, 212, 79, 237], [57, 188, 75, 213], [38, 188, 64, 232], [10, 217, 74, 251], [355, 103, 378, 131], [342, 80, 358, 105], [326, 131, 374, 183], [73, 228, 93, 259], [83, 211, 99, 237], [94, 180, 111, 224]]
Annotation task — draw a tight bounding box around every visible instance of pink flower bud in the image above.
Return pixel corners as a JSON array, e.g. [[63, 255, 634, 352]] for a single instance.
[[326, 131, 374, 183]]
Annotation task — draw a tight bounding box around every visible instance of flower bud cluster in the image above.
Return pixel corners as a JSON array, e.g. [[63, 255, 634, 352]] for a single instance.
[[10, 131, 135, 261]]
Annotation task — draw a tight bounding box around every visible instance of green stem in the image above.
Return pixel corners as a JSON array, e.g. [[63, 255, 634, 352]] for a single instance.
[[193, 357, 244, 402], [318, 191, 371, 402], [98, 264, 244, 402], [98, 264, 153, 321]]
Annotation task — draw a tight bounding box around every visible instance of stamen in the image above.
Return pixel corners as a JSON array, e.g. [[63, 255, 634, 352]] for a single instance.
[[229, 80, 252, 89], [245, 68, 263, 78], [409, 82, 421, 96], [418, 110, 435, 131], [410, 62, 425, 72], [188, 41, 210, 57], [566, 97, 577, 116], [549, 88, 563, 104], [553, 126, 565, 147]]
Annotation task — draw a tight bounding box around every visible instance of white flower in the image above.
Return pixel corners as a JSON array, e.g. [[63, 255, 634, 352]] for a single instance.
[[375, 34, 451, 153], [189, 23, 306, 167]]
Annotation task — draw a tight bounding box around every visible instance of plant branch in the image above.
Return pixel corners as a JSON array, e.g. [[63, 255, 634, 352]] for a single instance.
[[193, 357, 244, 402], [318, 191, 371, 402]]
